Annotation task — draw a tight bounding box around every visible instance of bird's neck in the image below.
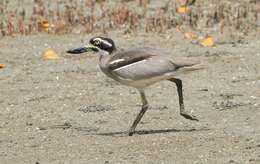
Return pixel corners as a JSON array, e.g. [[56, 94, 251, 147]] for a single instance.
[[98, 47, 117, 56], [98, 51, 115, 80], [99, 51, 111, 68], [98, 49, 110, 57]]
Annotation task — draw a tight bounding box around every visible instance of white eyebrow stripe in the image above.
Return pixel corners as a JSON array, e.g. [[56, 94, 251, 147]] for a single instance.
[[94, 38, 112, 47], [109, 59, 125, 65]]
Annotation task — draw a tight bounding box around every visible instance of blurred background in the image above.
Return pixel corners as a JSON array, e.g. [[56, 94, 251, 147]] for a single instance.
[[0, 0, 259, 38]]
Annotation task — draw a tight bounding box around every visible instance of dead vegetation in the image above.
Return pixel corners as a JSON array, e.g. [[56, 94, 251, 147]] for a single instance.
[[0, 0, 259, 37]]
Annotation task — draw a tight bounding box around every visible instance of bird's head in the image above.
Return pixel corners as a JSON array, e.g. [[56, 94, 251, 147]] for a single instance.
[[66, 36, 116, 55]]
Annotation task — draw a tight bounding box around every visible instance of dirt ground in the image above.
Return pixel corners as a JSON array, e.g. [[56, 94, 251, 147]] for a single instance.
[[0, 29, 259, 164]]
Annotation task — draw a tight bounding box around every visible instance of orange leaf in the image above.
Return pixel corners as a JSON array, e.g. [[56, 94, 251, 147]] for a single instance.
[[200, 36, 214, 47], [38, 20, 49, 31], [42, 49, 59, 60], [177, 6, 190, 13], [0, 64, 5, 68]]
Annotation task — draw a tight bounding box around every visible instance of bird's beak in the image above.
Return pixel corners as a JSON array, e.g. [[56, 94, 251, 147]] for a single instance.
[[66, 44, 98, 54]]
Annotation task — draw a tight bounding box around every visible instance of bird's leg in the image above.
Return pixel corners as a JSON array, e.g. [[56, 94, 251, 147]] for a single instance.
[[169, 78, 198, 121], [128, 90, 149, 136]]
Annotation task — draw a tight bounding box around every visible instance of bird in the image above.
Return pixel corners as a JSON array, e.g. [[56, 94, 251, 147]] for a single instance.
[[67, 36, 202, 136]]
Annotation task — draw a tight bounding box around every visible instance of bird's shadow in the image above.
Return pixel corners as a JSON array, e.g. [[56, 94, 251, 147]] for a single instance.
[[80, 127, 210, 137]]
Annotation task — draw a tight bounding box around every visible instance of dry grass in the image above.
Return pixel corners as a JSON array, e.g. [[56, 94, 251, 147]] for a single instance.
[[0, 0, 259, 37]]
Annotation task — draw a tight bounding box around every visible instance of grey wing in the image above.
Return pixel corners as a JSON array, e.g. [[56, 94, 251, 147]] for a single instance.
[[107, 48, 154, 71], [111, 57, 177, 81]]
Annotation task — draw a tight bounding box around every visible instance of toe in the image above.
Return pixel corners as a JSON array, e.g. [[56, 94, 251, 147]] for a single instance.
[[181, 113, 199, 121], [128, 130, 134, 136]]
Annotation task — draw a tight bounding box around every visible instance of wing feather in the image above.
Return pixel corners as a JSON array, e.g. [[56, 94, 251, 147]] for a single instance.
[[108, 49, 155, 70], [111, 57, 177, 81], [106, 48, 200, 81]]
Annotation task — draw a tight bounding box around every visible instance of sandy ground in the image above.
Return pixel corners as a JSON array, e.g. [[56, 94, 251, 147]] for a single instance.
[[0, 30, 260, 163]]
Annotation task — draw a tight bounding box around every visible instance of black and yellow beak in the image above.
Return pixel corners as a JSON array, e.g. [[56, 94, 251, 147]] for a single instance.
[[66, 45, 98, 54]]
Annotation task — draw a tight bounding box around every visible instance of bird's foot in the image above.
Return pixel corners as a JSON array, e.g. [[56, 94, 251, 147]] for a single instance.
[[180, 112, 199, 121]]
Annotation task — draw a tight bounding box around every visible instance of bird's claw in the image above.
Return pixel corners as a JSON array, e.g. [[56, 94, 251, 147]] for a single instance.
[[181, 112, 199, 121]]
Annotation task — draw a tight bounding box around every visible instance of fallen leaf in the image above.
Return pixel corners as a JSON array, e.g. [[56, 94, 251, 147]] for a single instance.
[[177, 6, 190, 13], [0, 64, 5, 68], [38, 20, 49, 32], [42, 49, 59, 60], [184, 32, 197, 40], [200, 36, 214, 47]]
